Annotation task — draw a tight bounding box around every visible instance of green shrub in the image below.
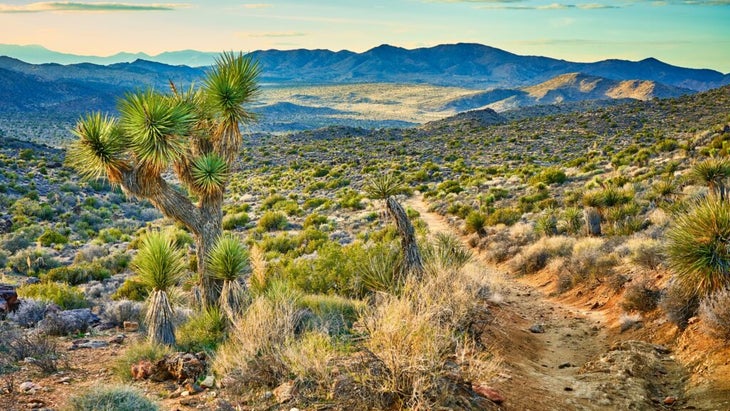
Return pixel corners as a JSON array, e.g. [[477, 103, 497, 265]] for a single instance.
[[222, 212, 250, 230], [487, 207, 521, 226], [176, 307, 227, 353], [65, 385, 158, 411], [529, 167, 567, 186], [464, 211, 487, 236], [303, 213, 329, 229], [111, 278, 149, 301], [42, 263, 111, 285], [257, 211, 288, 231], [437, 180, 463, 194], [37, 229, 68, 247], [298, 294, 365, 334], [17, 282, 88, 309]]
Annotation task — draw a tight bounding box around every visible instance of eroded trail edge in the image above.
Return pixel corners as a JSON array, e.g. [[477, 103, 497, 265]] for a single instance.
[[406, 195, 689, 411]]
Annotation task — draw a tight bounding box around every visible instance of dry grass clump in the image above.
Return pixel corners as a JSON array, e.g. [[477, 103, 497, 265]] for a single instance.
[[360, 267, 498, 409], [509, 236, 575, 276], [554, 237, 619, 292], [621, 281, 661, 312], [213, 296, 297, 389], [699, 289, 730, 341], [625, 237, 663, 270]]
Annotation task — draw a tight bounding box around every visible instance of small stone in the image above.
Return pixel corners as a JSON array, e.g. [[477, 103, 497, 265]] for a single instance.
[[200, 375, 215, 388], [664, 396, 677, 405], [57, 376, 71, 384], [687, 317, 700, 325], [181, 390, 191, 397], [261, 391, 274, 400], [123, 321, 139, 332], [109, 334, 125, 344], [472, 384, 505, 404], [529, 324, 545, 333], [290, 408, 301, 411], [558, 362, 573, 369], [19, 381, 39, 393], [564, 387, 574, 391]]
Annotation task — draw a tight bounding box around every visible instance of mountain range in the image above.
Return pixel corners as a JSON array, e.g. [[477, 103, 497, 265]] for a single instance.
[[1, 43, 729, 132]]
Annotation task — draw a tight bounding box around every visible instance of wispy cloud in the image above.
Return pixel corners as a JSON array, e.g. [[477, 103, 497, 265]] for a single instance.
[[476, 3, 619, 9], [238, 31, 308, 38], [242, 3, 271, 9], [429, 0, 728, 7], [0, 2, 185, 13]]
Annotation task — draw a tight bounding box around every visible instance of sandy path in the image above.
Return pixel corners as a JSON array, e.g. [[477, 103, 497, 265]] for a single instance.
[[407, 195, 612, 410]]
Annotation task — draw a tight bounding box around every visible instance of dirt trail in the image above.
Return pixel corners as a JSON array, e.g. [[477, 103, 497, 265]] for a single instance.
[[406, 195, 688, 411]]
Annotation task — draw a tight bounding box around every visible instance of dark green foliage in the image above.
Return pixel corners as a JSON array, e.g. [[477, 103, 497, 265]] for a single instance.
[[37, 228, 68, 246], [529, 167, 567, 186], [487, 207, 521, 226], [222, 212, 250, 230], [666, 197, 730, 300], [464, 211, 487, 235], [42, 263, 111, 285]]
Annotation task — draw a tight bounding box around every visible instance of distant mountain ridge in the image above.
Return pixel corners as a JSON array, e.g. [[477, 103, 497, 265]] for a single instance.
[[2, 43, 729, 91]]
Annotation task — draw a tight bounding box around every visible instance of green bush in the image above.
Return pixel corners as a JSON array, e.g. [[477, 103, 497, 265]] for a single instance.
[[257, 211, 288, 231], [464, 211, 487, 235], [41, 263, 111, 285], [65, 385, 158, 411], [298, 294, 365, 334], [487, 207, 521, 226], [529, 167, 567, 186], [17, 282, 88, 309], [37, 229, 68, 247], [303, 213, 329, 229], [176, 307, 227, 353], [222, 212, 250, 230], [111, 278, 149, 301]]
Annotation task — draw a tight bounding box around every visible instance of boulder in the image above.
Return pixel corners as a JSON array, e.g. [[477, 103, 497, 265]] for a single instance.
[[0, 284, 19, 313], [134, 352, 207, 383]]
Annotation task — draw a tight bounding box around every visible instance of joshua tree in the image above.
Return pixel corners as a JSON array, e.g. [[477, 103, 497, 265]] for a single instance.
[[689, 158, 730, 200], [208, 234, 250, 321], [365, 173, 424, 280], [67, 53, 259, 306], [133, 232, 187, 346]]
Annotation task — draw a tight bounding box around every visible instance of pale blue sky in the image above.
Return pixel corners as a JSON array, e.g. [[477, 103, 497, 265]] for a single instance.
[[0, 0, 729, 71]]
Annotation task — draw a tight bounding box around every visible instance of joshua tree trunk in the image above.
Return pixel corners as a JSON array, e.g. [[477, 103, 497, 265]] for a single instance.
[[120, 166, 223, 306], [386, 197, 424, 280], [584, 207, 602, 236], [146, 290, 176, 346]]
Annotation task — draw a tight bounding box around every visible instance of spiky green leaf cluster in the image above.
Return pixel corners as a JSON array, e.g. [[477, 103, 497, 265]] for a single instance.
[[666, 197, 730, 299], [689, 158, 730, 198], [132, 232, 187, 292], [119, 90, 195, 172], [205, 52, 260, 128], [208, 235, 251, 281], [191, 153, 228, 195], [365, 173, 405, 200], [67, 112, 127, 181]]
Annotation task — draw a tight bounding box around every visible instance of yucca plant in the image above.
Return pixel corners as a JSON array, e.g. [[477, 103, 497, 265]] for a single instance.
[[133, 232, 187, 346], [689, 158, 730, 200], [423, 232, 472, 273], [66, 52, 259, 307], [208, 234, 251, 321], [364, 173, 423, 280], [666, 197, 730, 303]]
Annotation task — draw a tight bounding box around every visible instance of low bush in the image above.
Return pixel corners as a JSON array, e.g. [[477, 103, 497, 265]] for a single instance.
[[222, 212, 250, 230], [37, 229, 68, 247], [626, 238, 663, 270], [176, 307, 227, 353], [112, 342, 172, 381], [111, 278, 149, 301], [1, 329, 62, 374], [8, 298, 50, 327], [65, 385, 158, 411], [464, 211, 487, 236], [509, 236, 574, 276], [298, 294, 365, 334], [699, 289, 730, 341], [101, 299, 143, 327], [661, 282, 700, 328], [621, 282, 661, 312], [17, 282, 88, 310], [41, 263, 111, 285], [487, 207, 521, 226], [257, 211, 288, 231]]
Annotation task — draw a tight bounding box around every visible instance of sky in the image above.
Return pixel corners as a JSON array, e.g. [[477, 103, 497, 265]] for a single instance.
[[0, 0, 729, 72]]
